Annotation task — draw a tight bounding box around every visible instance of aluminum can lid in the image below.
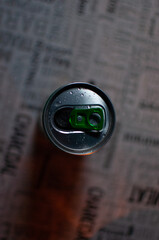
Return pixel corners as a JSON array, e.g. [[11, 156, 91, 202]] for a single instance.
[[42, 82, 115, 155]]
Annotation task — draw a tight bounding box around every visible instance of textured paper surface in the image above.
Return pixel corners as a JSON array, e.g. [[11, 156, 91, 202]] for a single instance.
[[0, 1, 159, 239]]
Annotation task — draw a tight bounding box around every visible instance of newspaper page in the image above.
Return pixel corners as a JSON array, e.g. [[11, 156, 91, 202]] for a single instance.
[[0, 0, 159, 239]]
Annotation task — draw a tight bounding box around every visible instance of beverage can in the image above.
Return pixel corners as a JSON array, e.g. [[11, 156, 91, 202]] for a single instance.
[[42, 82, 115, 155]]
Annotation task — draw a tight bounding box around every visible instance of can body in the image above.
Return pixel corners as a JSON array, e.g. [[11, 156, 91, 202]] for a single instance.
[[42, 82, 115, 155]]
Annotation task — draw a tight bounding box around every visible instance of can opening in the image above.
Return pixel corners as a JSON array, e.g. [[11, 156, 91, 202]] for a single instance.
[[54, 106, 104, 131], [54, 107, 73, 130]]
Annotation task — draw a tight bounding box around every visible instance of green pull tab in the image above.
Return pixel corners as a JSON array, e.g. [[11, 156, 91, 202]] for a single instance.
[[69, 107, 104, 130]]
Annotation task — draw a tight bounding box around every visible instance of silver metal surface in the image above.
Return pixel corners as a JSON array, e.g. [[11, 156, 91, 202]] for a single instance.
[[42, 83, 115, 155]]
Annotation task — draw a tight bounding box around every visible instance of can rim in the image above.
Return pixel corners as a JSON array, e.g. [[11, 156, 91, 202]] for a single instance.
[[42, 82, 116, 155]]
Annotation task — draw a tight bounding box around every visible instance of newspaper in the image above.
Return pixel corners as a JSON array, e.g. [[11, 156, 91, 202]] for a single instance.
[[0, 0, 159, 239]]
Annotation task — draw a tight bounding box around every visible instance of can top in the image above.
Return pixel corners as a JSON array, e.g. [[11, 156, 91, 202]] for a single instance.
[[42, 82, 115, 155]]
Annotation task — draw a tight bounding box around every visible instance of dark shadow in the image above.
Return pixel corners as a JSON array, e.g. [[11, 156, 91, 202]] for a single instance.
[[12, 122, 85, 239]]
